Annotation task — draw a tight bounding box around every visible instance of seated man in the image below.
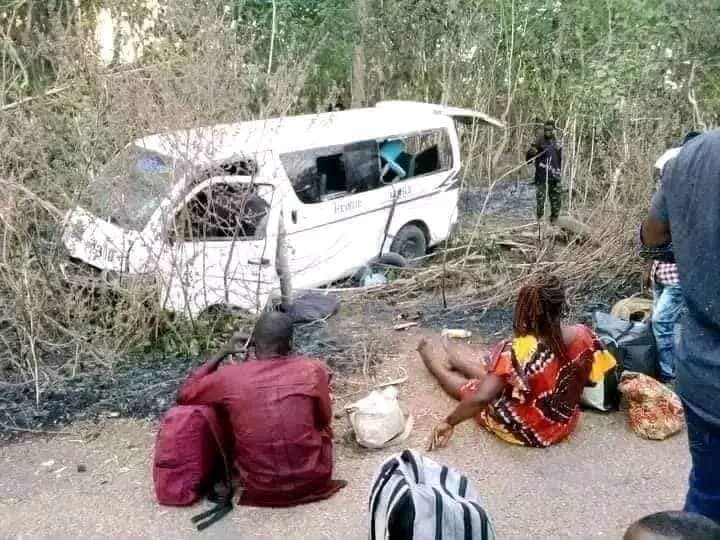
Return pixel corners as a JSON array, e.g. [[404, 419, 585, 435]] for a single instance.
[[177, 311, 346, 507]]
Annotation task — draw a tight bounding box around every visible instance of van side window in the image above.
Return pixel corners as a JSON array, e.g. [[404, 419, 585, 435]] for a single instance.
[[281, 140, 380, 204], [173, 183, 269, 242], [379, 130, 453, 183]]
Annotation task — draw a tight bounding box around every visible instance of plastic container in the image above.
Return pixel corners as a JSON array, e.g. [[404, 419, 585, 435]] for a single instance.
[[441, 328, 472, 339]]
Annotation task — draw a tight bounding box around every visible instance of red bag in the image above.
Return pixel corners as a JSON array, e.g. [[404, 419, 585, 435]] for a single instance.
[[153, 405, 230, 506]]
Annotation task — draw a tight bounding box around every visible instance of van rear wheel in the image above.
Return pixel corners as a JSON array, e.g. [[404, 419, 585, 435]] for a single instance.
[[390, 224, 427, 263]]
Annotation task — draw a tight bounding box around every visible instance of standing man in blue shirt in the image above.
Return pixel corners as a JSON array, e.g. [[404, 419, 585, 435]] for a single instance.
[[639, 129, 720, 524], [649, 131, 701, 382]]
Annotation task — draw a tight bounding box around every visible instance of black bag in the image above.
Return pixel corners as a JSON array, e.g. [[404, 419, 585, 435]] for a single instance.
[[592, 312, 658, 378], [287, 293, 341, 323]]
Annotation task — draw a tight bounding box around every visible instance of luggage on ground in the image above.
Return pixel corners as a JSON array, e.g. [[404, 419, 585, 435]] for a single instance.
[[619, 371, 684, 440], [153, 405, 233, 530], [345, 386, 413, 449], [592, 311, 658, 378], [368, 449, 495, 540], [581, 364, 619, 411], [287, 293, 341, 323]]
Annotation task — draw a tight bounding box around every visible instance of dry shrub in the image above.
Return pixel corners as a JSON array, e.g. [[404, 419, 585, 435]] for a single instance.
[[0, 3, 320, 398]]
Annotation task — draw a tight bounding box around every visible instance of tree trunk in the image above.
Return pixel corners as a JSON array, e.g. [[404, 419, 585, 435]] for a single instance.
[[276, 212, 293, 311], [351, 0, 369, 107]]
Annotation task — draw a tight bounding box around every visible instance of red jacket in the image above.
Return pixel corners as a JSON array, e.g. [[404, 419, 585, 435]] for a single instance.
[[177, 354, 343, 507]]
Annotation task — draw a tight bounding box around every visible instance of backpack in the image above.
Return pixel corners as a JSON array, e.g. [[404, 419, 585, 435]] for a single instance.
[[368, 449, 495, 540], [153, 405, 233, 530]]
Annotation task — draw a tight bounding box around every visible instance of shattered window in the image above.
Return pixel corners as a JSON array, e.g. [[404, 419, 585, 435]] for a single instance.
[[281, 140, 380, 204], [379, 130, 453, 183], [173, 183, 269, 242], [85, 145, 182, 230]]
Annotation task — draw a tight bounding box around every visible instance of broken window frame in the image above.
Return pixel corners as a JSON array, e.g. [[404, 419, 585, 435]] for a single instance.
[[280, 140, 381, 204], [168, 180, 271, 244]]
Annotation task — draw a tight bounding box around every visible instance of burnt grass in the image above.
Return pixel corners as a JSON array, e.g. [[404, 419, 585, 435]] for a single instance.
[[0, 179, 638, 443]]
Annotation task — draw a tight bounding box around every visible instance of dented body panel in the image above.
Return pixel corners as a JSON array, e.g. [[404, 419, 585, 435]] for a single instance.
[[62, 102, 503, 316]]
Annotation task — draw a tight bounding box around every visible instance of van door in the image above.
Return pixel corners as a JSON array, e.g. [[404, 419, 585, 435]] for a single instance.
[[376, 128, 459, 252], [279, 142, 385, 289], [159, 180, 278, 316]]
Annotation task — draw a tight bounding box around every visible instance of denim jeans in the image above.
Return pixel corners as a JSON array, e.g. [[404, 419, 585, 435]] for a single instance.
[[684, 404, 720, 524], [652, 283, 684, 380]]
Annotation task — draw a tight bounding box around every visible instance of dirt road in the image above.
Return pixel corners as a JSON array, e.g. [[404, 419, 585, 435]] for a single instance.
[[0, 329, 689, 539]]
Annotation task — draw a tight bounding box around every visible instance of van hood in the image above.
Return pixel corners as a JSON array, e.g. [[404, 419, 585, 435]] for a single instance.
[[62, 207, 142, 272]]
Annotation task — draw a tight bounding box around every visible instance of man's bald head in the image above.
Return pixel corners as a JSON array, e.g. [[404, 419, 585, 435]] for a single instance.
[[253, 311, 293, 358]]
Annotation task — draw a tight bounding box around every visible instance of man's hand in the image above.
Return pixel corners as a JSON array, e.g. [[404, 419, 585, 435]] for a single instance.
[[641, 264, 652, 292], [222, 331, 249, 356], [427, 421, 455, 451]]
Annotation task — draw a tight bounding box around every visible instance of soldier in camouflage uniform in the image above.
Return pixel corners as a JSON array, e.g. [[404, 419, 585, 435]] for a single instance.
[[526, 120, 562, 223]]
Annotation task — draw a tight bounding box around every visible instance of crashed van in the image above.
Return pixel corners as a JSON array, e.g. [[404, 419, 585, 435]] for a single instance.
[[61, 101, 503, 316]]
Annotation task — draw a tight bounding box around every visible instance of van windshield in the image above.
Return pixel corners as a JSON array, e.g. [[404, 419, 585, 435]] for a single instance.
[[82, 145, 185, 230]]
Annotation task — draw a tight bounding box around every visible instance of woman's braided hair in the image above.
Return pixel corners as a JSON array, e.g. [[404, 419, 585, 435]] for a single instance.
[[514, 273, 569, 361]]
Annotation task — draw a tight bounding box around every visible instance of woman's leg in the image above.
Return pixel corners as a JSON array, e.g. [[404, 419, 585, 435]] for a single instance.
[[443, 338, 488, 379], [417, 338, 470, 400]]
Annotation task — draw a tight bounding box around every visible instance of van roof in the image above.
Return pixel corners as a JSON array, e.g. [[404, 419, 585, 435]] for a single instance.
[[136, 101, 503, 166]]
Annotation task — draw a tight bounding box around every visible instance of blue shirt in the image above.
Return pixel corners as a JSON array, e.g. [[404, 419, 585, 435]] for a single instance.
[[649, 129, 720, 427]]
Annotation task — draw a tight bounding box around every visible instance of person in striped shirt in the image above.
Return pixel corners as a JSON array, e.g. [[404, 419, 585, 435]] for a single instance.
[[650, 131, 700, 382]]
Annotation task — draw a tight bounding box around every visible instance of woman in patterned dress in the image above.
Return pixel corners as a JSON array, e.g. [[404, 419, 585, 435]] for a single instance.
[[420, 273, 616, 449]]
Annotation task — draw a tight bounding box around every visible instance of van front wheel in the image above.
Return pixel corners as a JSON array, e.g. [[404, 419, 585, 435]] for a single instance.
[[390, 224, 427, 262]]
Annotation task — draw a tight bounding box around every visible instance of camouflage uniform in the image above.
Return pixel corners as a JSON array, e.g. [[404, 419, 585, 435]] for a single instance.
[[526, 137, 562, 222], [535, 179, 562, 222]]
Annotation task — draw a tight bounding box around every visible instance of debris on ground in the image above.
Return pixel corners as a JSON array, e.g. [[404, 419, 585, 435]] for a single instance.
[[441, 328, 472, 339], [393, 322, 419, 331]]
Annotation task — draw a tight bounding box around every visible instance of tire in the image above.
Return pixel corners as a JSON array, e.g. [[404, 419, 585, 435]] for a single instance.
[[390, 224, 427, 262], [372, 252, 408, 269], [352, 253, 408, 283]]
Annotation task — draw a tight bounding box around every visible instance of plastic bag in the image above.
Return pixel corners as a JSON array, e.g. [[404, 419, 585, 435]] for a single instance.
[[581, 366, 619, 412], [345, 387, 412, 449]]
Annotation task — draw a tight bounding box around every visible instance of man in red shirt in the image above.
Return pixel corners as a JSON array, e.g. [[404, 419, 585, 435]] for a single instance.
[[177, 311, 346, 507]]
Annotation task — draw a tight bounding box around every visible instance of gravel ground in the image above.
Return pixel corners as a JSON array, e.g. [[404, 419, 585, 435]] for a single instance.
[[0, 329, 690, 539]]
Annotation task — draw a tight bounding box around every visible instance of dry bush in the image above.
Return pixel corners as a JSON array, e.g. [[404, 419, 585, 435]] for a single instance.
[[0, 3, 321, 399]]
